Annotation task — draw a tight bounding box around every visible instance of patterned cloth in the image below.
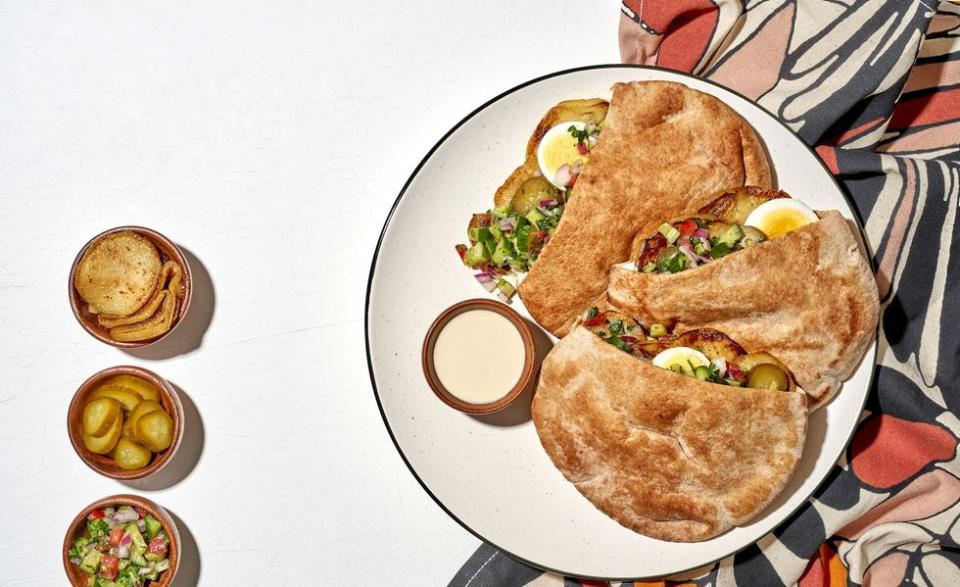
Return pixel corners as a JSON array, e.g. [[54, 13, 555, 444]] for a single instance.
[[451, 2, 960, 585]]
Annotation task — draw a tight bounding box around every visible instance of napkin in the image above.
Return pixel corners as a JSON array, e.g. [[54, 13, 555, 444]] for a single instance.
[[451, 1, 960, 584]]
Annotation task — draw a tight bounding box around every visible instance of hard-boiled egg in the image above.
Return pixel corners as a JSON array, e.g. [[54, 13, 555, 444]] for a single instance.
[[537, 122, 589, 188], [652, 347, 710, 376], [744, 199, 819, 240]]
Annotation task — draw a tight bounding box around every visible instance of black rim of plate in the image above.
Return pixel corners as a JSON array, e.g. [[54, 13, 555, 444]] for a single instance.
[[364, 64, 878, 581]]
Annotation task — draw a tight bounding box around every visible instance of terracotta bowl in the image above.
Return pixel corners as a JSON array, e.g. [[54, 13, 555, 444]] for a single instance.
[[69, 226, 193, 348], [421, 298, 537, 415], [67, 365, 185, 480], [63, 494, 180, 586]]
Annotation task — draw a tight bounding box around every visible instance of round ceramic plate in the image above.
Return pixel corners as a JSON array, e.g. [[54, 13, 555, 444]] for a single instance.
[[366, 65, 876, 580]]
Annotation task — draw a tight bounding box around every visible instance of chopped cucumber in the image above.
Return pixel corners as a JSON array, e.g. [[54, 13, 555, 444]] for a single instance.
[[719, 224, 744, 247], [658, 223, 681, 244]]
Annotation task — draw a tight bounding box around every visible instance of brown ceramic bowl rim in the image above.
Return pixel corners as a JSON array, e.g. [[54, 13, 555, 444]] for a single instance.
[[421, 298, 536, 415], [63, 494, 180, 586], [67, 365, 185, 480], [68, 225, 193, 348]]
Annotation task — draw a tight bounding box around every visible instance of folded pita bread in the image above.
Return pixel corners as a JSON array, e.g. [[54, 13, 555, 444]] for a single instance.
[[607, 211, 879, 405], [518, 81, 772, 336], [532, 327, 807, 542]]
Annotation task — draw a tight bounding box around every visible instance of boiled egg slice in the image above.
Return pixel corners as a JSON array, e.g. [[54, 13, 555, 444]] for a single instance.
[[744, 199, 819, 240], [652, 347, 710, 376], [537, 122, 589, 188]]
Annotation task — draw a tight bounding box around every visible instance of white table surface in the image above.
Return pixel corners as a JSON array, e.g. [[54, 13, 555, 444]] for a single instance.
[[0, 1, 617, 584]]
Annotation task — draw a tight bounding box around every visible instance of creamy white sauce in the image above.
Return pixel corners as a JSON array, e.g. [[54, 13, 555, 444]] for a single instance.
[[433, 309, 525, 404]]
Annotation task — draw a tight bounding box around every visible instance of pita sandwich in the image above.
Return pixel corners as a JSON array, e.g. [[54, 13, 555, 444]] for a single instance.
[[532, 326, 807, 542], [607, 210, 879, 405], [518, 81, 772, 337]]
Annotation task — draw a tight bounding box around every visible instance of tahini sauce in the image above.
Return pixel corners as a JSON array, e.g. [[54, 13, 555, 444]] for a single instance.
[[433, 310, 525, 404]]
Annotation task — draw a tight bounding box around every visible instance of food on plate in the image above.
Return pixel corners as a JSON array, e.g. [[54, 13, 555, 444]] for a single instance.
[[634, 186, 795, 273], [744, 198, 819, 239], [518, 81, 773, 336], [432, 309, 526, 405], [73, 231, 185, 342], [537, 121, 599, 188], [582, 308, 798, 392], [492, 98, 609, 209], [607, 210, 879, 406], [456, 99, 609, 301], [67, 504, 171, 585], [532, 325, 806, 542], [79, 376, 174, 469]]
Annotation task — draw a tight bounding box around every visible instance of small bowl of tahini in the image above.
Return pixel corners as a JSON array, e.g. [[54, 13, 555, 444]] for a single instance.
[[421, 299, 537, 415]]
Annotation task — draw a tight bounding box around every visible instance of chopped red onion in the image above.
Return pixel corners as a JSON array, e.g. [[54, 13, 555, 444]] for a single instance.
[[120, 533, 132, 547], [539, 199, 558, 209], [620, 336, 638, 344], [498, 217, 516, 231], [678, 245, 702, 266], [116, 545, 130, 559], [136, 519, 146, 532], [694, 228, 709, 239], [711, 357, 727, 378], [554, 164, 573, 187]]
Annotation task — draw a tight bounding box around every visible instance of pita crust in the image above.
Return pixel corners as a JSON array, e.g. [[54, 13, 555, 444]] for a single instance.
[[607, 211, 879, 404], [519, 81, 772, 336], [532, 327, 807, 542]]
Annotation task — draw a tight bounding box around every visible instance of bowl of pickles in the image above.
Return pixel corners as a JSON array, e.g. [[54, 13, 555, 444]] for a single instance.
[[68, 366, 184, 480]]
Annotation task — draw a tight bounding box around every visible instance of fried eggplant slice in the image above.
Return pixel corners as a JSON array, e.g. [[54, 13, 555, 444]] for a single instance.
[[75, 231, 162, 317], [109, 290, 177, 342], [697, 186, 791, 225], [97, 260, 179, 328]]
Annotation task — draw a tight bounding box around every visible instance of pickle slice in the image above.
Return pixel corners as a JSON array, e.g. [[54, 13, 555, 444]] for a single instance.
[[82, 398, 122, 437], [136, 410, 174, 452], [82, 415, 122, 454], [91, 385, 142, 413], [114, 437, 153, 470]]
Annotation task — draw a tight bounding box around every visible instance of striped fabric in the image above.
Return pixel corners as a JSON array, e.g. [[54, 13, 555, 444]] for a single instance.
[[451, 1, 960, 585]]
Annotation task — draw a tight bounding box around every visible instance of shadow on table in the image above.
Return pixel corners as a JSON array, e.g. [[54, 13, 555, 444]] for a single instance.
[[471, 318, 554, 428], [168, 509, 201, 587], [122, 383, 204, 491], [124, 248, 215, 361]]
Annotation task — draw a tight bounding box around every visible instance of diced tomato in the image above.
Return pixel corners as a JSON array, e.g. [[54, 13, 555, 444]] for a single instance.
[[727, 362, 746, 382], [677, 218, 698, 237], [528, 231, 548, 255], [108, 526, 125, 546], [637, 233, 667, 267], [99, 555, 118, 580], [87, 509, 105, 520], [454, 244, 467, 261], [135, 506, 147, 519], [582, 313, 606, 327], [576, 143, 588, 155], [148, 537, 168, 558]]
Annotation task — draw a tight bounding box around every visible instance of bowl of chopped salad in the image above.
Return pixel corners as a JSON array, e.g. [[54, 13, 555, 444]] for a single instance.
[[63, 494, 178, 587]]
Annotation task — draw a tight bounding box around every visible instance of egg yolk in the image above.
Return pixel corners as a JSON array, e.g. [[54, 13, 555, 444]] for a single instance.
[[658, 352, 708, 376], [541, 133, 587, 177], [755, 209, 815, 239]]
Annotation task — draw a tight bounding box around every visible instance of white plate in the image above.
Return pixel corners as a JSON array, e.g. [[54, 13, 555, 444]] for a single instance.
[[365, 65, 875, 580]]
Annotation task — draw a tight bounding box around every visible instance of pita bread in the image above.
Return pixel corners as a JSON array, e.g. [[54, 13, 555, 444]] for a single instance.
[[519, 81, 772, 336], [607, 211, 879, 405], [532, 327, 807, 542]]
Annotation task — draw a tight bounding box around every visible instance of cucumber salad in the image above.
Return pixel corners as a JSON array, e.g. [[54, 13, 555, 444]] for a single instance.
[[68, 505, 170, 586]]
